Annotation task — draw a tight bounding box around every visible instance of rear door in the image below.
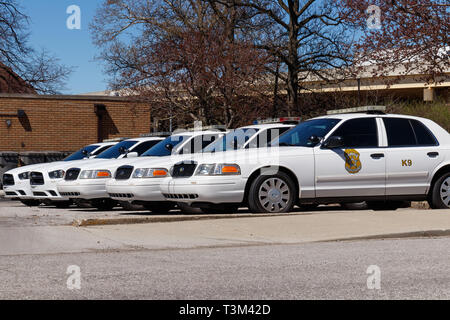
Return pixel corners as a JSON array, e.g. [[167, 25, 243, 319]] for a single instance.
[[382, 117, 442, 195], [314, 117, 386, 198]]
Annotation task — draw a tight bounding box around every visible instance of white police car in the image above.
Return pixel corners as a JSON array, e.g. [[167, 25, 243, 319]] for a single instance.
[[56, 129, 227, 211], [28, 137, 164, 208], [1, 142, 115, 206], [105, 121, 296, 212], [160, 107, 450, 213]]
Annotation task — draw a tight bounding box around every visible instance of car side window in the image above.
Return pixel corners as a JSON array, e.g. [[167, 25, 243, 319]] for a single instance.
[[246, 127, 291, 149], [331, 118, 378, 148], [410, 119, 438, 146], [180, 134, 219, 154], [130, 140, 161, 155], [383, 118, 437, 147]]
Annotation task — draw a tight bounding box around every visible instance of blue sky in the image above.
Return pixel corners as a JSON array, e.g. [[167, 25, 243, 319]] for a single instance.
[[22, 0, 107, 94]]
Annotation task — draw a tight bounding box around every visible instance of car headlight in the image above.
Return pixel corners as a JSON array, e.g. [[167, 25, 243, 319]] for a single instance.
[[132, 168, 169, 178], [195, 163, 241, 176], [18, 172, 30, 180], [79, 170, 111, 179], [48, 170, 65, 179]]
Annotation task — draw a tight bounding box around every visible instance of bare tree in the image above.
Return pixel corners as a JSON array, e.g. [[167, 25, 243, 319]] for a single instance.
[[92, 0, 272, 127], [213, 0, 353, 115], [0, 0, 72, 94], [340, 0, 449, 82]]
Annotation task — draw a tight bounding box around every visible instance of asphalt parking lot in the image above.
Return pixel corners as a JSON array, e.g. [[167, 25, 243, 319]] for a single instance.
[[1, 198, 449, 299]]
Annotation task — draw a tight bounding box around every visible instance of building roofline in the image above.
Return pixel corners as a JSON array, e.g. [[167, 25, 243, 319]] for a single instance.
[[0, 93, 141, 102]]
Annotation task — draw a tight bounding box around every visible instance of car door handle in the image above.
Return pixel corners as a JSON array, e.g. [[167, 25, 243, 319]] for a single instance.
[[370, 153, 384, 159], [427, 152, 439, 158]]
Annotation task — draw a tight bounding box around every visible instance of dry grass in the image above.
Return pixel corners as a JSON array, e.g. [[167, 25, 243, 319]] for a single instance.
[[387, 100, 450, 132]]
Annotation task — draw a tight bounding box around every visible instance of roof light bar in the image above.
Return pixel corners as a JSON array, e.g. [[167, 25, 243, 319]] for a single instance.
[[253, 117, 301, 125], [102, 137, 130, 142], [185, 125, 227, 132], [140, 132, 172, 137], [326, 106, 386, 115]]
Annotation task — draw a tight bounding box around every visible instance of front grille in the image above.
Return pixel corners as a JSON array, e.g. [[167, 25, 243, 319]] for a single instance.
[[65, 168, 80, 181], [59, 192, 81, 197], [115, 166, 134, 180], [2, 174, 14, 186], [30, 172, 44, 185], [163, 193, 198, 200], [172, 162, 197, 178], [108, 193, 134, 199], [5, 191, 17, 196], [33, 192, 47, 197]]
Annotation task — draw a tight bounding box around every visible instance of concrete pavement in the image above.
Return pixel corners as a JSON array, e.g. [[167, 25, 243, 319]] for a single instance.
[[1, 237, 449, 299], [0, 207, 449, 255]]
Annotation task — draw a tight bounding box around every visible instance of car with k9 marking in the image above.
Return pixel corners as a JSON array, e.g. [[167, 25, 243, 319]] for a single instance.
[[160, 106, 450, 213]]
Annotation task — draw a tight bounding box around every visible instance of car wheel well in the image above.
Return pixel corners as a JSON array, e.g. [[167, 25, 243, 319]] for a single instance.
[[243, 166, 299, 204], [429, 164, 450, 196]]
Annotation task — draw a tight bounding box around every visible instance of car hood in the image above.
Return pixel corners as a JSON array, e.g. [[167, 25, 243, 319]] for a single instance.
[[38, 158, 112, 173], [4, 161, 64, 176]]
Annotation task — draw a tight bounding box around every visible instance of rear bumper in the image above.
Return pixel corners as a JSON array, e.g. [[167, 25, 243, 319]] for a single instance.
[[106, 178, 166, 202]]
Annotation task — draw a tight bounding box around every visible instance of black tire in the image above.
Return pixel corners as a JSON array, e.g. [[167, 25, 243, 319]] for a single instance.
[[177, 202, 202, 214], [248, 172, 296, 213], [91, 199, 117, 211], [119, 201, 144, 211], [298, 203, 318, 211], [200, 205, 239, 214], [340, 202, 368, 210], [20, 199, 41, 207], [367, 201, 407, 211], [428, 172, 450, 209], [54, 201, 72, 209], [143, 202, 175, 213]]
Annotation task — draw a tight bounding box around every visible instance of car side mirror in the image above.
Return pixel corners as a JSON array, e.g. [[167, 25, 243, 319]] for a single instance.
[[126, 152, 138, 158], [323, 136, 344, 149], [308, 135, 321, 145]]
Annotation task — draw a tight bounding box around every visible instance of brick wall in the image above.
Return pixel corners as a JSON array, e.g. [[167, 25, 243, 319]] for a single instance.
[[0, 94, 151, 152]]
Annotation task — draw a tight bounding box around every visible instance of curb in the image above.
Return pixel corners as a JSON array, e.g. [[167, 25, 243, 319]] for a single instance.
[[325, 229, 450, 242], [71, 212, 292, 227]]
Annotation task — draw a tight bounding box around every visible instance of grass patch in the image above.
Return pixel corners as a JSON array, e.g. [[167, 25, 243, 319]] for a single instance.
[[387, 100, 450, 132]]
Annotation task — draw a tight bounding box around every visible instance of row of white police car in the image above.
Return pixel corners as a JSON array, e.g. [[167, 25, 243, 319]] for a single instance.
[[3, 107, 450, 213]]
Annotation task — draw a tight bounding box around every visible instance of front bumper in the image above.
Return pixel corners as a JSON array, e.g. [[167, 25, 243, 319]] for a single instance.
[[2, 179, 33, 199], [57, 179, 110, 200], [106, 178, 166, 202], [30, 179, 69, 201], [159, 176, 246, 205]]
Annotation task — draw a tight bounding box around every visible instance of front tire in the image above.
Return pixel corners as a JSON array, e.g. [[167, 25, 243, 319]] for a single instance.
[[248, 172, 296, 213], [91, 199, 117, 211], [143, 202, 175, 214], [20, 199, 41, 207], [429, 172, 450, 209]]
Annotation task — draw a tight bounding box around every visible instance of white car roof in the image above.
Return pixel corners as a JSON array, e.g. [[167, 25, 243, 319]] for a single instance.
[[238, 123, 296, 130]]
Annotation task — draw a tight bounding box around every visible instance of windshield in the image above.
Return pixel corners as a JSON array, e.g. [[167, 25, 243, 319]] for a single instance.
[[274, 118, 341, 147], [64, 145, 99, 161], [95, 140, 138, 159], [142, 135, 188, 157], [201, 128, 259, 153]]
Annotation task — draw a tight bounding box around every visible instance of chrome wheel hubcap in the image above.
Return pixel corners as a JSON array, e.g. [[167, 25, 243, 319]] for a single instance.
[[440, 177, 450, 207], [258, 177, 290, 212]]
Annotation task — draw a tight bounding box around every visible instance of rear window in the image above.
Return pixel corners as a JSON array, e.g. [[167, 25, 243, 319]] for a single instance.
[[383, 118, 438, 147]]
